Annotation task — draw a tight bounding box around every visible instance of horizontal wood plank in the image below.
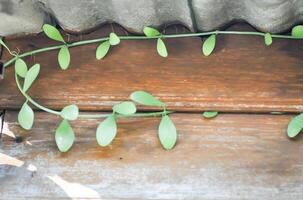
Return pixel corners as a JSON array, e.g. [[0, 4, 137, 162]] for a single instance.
[[1, 24, 303, 112], [1, 112, 303, 199]]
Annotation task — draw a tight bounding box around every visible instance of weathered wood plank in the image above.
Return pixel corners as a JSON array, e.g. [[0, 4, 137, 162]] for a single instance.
[[1, 24, 303, 112], [1, 111, 303, 199]]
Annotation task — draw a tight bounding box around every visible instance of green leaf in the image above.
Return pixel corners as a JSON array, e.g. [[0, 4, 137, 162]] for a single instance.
[[287, 113, 303, 138], [202, 34, 216, 56], [203, 111, 218, 119], [58, 46, 70, 70], [42, 24, 65, 43], [55, 120, 75, 152], [291, 25, 303, 38], [113, 101, 136, 115], [143, 27, 161, 37], [18, 102, 34, 130], [157, 38, 168, 58], [109, 33, 120, 46], [96, 114, 117, 147], [23, 64, 40, 92], [264, 33, 273, 46], [96, 41, 111, 60], [130, 91, 164, 107], [60, 104, 79, 121], [158, 115, 177, 150], [15, 58, 28, 78]]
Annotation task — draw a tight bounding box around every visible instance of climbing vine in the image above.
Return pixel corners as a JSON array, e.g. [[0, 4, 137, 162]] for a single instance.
[[1, 24, 303, 152]]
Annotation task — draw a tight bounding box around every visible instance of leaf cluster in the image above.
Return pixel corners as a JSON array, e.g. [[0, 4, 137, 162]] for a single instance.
[[96, 91, 177, 151]]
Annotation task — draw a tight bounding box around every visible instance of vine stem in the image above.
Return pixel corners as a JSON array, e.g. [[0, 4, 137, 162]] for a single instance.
[[79, 111, 173, 119], [15, 73, 61, 115], [3, 30, 300, 68], [15, 72, 171, 119]]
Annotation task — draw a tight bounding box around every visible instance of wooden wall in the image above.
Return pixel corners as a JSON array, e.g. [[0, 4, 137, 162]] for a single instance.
[[1, 24, 303, 199]]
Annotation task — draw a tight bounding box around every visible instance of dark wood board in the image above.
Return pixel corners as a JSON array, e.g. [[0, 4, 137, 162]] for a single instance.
[[1, 24, 303, 113], [1, 112, 302, 199]]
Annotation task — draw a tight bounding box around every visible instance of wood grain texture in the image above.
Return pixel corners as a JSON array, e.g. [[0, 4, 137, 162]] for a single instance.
[[1, 111, 303, 199], [1, 24, 303, 112]]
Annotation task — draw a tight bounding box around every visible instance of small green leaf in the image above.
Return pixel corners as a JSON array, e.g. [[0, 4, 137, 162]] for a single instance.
[[58, 46, 70, 70], [109, 33, 120, 46], [264, 33, 273, 46], [18, 102, 34, 130], [287, 113, 303, 138], [157, 38, 168, 58], [202, 34, 216, 56], [158, 115, 177, 150], [143, 27, 161, 37], [15, 58, 28, 78], [60, 104, 79, 121], [96, 114, 117, 147], [23, 64, 40, 92], [130, 91, 165, 107], [42, 24, 65, 43], [203, 111, 218, 119], [55, 120, 75, 152], [96, 41, 111, 60], [291, 25, 303, 38], [113, 101, 136, 115]]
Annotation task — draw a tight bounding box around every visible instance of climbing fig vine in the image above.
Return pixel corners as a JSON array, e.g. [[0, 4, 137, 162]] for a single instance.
[[1, 24, 303, 152]]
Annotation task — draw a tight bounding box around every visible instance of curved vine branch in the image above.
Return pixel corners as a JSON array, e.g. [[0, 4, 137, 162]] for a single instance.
[[15, 72, 171, 118], [3, 30, 301, 69]]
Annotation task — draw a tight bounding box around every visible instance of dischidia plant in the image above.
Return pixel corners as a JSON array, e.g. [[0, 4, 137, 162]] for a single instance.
[[1, 24, 303, 152]]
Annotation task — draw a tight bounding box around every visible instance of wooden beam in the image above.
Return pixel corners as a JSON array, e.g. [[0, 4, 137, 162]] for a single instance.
[[1, 111, 302, 199], [1, 24, 303, 112]]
